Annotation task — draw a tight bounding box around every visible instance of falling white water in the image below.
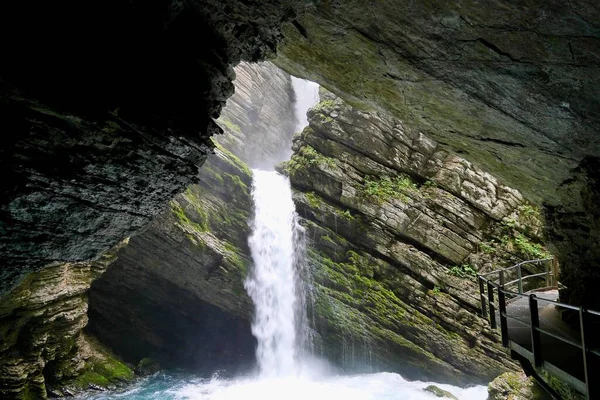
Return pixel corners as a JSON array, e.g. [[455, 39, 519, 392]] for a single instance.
[[243, 77, 320, 377], [245, 170, 304, 376], [291, 76, 320, 133]]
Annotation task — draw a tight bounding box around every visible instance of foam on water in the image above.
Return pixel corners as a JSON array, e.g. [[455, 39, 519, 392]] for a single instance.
[[82, 372, 488, 400]]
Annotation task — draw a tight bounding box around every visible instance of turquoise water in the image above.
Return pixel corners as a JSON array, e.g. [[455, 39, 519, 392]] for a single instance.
[[79, 371, 488, 400]]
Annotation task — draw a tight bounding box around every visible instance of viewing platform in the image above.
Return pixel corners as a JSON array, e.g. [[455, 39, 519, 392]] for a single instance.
[[478, 259, 600, 400]]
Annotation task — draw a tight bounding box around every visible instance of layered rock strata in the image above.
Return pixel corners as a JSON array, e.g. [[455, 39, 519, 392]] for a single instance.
[[88, 145, 257, 373], [281, 90, 551, 384], [216, 61, 297, 168], [0, 243, 132, 399], [88, 61, 298, 372], [1, 0, 599, 314], [0, 0, 308, 295], [274, 1, 600, 308]]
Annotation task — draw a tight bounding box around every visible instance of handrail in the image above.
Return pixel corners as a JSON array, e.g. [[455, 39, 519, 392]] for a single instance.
[[478, 258, 599, 400], [479, 258, 554, 278]]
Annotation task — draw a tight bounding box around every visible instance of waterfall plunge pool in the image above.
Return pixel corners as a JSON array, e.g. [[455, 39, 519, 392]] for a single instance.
[[79, 371, 488, 400]]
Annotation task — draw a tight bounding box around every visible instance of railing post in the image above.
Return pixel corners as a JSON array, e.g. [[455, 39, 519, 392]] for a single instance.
[[488, 281, 496, 329], [580, 308, 595, 400], [499, 270, 505, 287], [529, 294, 542, 367], [517, 264, 523, 294], [498, 287, 509, 347], [478, 276, 488, 319], [545, 260, 551, 287], [552, 258, 559, 288]]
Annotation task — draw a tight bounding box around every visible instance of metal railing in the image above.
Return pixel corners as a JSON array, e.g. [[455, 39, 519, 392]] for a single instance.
[[478, 258, 599, 400]]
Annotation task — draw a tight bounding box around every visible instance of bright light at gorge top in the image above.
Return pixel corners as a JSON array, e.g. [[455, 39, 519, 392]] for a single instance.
[[79, 77, 489, 399]]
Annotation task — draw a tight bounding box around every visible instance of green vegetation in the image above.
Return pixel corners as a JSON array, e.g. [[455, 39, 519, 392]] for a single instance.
[[340, 209, 354, 220], [315, 99, 337, 109], [538, 370, 585, 400], [101, 120, 120, 135], [422, 180, 438, 189], [217, 117, 242, 134], [518, 203, 540, 218], [171, 201, 208, 233], [448, 264, 477, 279], [474, 200, 551, 262], [305, 192, 323, 209], [212, 140, 253, 178], [478, 241, 495, 254], [284, 145, 337, 175], [513, 233, 551, 259], [223, 242, 249, 275], [361, 174, 417, 204], [64, 336, 133, 391]]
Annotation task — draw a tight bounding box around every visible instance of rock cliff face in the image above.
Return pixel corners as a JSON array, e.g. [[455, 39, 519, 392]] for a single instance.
[[274, 1, 600, 308], [89, 145, 257, 373], [216, 61, 297, 168], [0, 243, 133, 399], [281, 90, 551, 384], [88, 78, 551, 386], [87, 61, 297, 374], [0, 60, 297, 397], [0, 0, 307, 295], [1, 0, 599, 313]]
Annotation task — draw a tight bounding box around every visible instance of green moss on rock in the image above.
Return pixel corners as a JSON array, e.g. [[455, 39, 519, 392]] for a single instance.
[[60, 335, 133, 392], [424, 385, 459, 399]]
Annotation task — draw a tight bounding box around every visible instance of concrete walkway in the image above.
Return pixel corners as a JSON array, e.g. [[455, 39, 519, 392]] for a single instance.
[[501, 290, 586, 381]]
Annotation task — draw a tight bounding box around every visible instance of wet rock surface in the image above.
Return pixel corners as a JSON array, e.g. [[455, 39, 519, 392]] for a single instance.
[[0, 0, 307, 295], [280, 90, 554, 384], [87, 62, 300, 374], [88, 147, 257, 374], [1, 0, 599, 316], [216, 61, 298, 168], [0, 244, 132, 399], [274, 0, 600, 309]]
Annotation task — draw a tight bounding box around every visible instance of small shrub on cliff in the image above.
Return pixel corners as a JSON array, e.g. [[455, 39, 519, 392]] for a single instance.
[[513, 233, 551, 259], [361, 174, 417, 204], [286, 145, 336, 175], [217, 117, 242, 134], [448, 264, 477, 279]]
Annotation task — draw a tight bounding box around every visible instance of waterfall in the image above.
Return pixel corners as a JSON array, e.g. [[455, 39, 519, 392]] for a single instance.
[[87, 75, 490, 400], [245, 170, 304, 376], [291, 77, 320, 133], [244, 77, 319, 377]]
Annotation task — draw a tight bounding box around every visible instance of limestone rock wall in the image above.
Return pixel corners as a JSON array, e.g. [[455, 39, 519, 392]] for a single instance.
[[274, 0, 600, 309], [0, 0, 308, 296], [0, 243, 132, 399], [216, 61, 298, 168], [88, 146, 257, 373], [283, 90, 551, 384]]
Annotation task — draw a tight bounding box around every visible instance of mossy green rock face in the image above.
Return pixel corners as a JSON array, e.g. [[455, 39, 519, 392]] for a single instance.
[[487, 372, 548, 400], [134, 358, 160, 377], [285, 91, 553, 385], [89, 148, 257, 373], [275, 1, 600, 310], [0, 244, 130, 399], [424, 385, 459, 399], [55, 335, 134, 394]]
